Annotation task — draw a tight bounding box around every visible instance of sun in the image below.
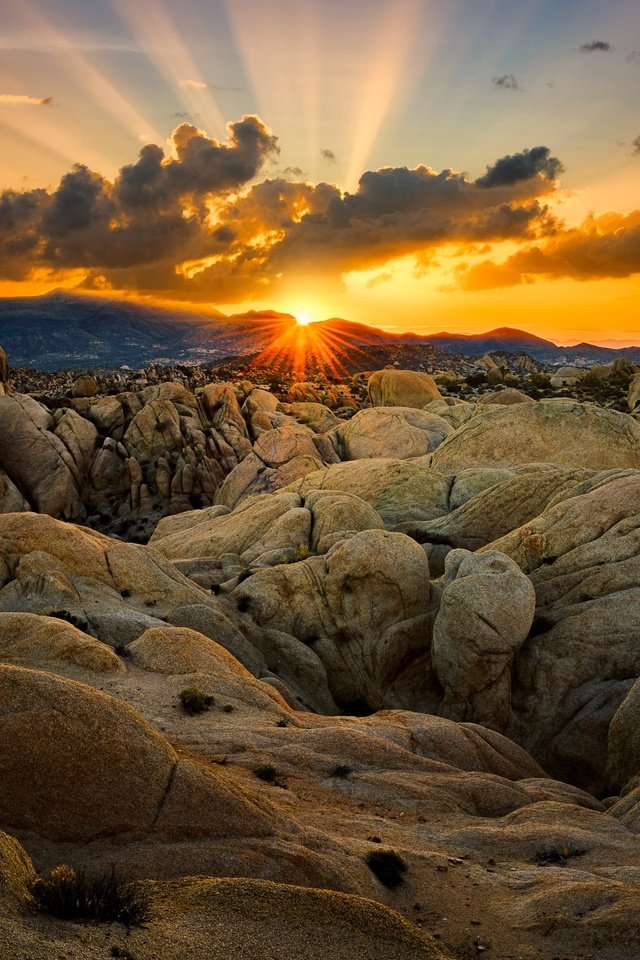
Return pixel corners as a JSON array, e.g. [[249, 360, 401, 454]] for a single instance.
[[293, 311, 313, 326]]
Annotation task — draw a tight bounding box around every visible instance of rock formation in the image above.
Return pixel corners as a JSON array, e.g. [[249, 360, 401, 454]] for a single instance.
[[1, 352, 640, 958]]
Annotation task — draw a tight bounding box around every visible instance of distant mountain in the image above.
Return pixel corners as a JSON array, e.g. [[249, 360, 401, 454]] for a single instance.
[[414, 327, 559, 358], [0, 291, 639, 370]]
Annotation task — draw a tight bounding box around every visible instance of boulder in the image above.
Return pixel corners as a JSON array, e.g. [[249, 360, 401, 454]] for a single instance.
[[431, 399, 640, 472], [288, 458, 451, 527], [0, 395, 84, 519], [71, 373, 98, 398], [432, 549, 536, 730], [335, 407, 452, 460], [368, 369, 442, 408], [232, 529, 432, 711], [477, 388, 535, 406]]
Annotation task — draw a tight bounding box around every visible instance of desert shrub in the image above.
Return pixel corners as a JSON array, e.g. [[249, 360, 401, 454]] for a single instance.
[[365, 849, 407, 888], [254, 763, 278, 783], [535, 841, 587, 866], [178, 687, 214, 715], [49, 610, 89, 632], [29, 865, 151, 926], [330, 764, 354, 778], [222, 703, 234, 713]]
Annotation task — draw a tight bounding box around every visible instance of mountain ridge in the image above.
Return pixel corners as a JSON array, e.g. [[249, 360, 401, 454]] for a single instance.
[[1, 291, 639, 369]]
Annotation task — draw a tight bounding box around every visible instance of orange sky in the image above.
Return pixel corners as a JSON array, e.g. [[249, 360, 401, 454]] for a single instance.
[[0, 0, 639, 344]]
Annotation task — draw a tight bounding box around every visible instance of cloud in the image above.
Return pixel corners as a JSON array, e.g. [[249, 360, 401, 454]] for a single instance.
[[579, 40, 611, 52], [628, 51, 640, 63], [632, 135, 640, 154], [7, 117, 636, 305], [321, 148, 337, 162], [179, 79, 207, 89], [458, 211, 640, 289], [0, 94, 52, 106], [475, 146, 563, 188], [492, 74, 521, 91], [282, 166, 305, 177]]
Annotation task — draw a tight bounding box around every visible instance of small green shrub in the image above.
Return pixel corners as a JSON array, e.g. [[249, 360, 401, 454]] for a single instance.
[[179, 687, 214, 715], [29, 865, 151, 926], [365, 849, 408, 888]]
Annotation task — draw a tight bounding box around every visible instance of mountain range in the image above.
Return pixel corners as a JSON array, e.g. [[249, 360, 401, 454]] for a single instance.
[[0, 290, 639, 370]]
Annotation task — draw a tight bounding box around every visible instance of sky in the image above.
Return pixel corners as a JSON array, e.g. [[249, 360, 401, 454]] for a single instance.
[[0, 0, 639, 344]]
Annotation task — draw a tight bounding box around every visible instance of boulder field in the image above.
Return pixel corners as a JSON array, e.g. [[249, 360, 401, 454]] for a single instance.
[[2, 365, 640, 958]]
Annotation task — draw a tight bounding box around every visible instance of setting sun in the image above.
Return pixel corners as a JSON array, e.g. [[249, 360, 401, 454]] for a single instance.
[[294, 311, 314, 327]]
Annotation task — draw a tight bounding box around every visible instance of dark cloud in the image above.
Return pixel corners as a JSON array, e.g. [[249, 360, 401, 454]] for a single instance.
[[0, 123, 586, 302], [493, 74, 521, 91], [632, 135, 640, 154], [282, 166, 305, 177], [321, 148, 337, 162], [476, 146, 563, 188], [458, 211, 640, 289], [579, 40, 611, 52]]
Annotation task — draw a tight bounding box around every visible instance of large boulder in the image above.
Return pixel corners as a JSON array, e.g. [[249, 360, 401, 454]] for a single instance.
[[0, 395, 84, 519], [432, 549, 536, 730], [231, 529, 432, 712], [335, 407, 452, 460], [485, 471, 640, 790], [368, 369, 442, 408], [431, 399, 640, 472], [0, 665, 279, 843], [288, 458, 451, 526]]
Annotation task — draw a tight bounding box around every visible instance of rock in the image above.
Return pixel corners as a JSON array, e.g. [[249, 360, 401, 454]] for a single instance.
[[368, 369, 442, 408], [486, 471, 640, 790], [628, 373, 640, 411], [0, 471, 29, 513], [71, 373, 98, 398], [477, 388, 535, 406], [53, 408, 99, 478], [431, 399, 640, 472], [423, 398, 476, 429], [0, 347, 9, 396], [280, 401, 342, 435], [432, 549, 536, 730], [288, 458, 451, 527], [0, 611, 122, 675], [549, 365, 587, 388], [124, 398, 183, 463], [399, 466, 595, 553], [607, 678, 640, 790], [253, 424, 322, 467], [335, 407, 453, 460], [0, 664, 176, 841], [232, 529, 432, 711], [0, 831, 34, 916], [0, 395, 84, 519], [84, 394, 126, 434]]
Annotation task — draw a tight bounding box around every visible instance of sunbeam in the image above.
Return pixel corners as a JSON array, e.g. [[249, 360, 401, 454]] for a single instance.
[[111, 0, 228, 137]]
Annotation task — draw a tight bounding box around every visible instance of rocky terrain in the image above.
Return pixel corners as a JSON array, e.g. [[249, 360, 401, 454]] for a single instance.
[[2, 354, 640, 958]]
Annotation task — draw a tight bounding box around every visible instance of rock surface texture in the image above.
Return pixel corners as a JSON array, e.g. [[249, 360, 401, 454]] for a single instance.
[[1, 361, 640, 959]]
